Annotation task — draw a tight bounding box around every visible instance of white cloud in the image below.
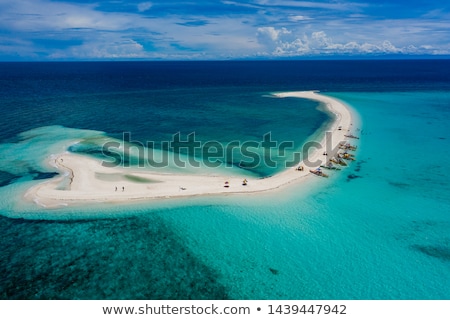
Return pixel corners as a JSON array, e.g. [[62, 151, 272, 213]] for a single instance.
[[382, 40, 400, 53], [255, 27, 435, 56], [0, 0, 136, 32], [289, 15, 312, 21], [252, 0, 366, 11], [50, 38, 146, 59], [257, 26, 291, 41], [0, 0, 449, 59], [137, 2, 152, 13], [311, 31, 331, 47]]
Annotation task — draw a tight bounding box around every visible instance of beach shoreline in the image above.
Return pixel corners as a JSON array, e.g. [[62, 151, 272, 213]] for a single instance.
[[24, 91, 357, 208]]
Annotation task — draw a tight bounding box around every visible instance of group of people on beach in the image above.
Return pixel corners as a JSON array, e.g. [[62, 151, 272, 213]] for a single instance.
[[115, 186, 125, 192]]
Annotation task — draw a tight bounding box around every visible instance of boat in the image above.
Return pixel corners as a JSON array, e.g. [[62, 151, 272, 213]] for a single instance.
[[339, 143, 358, 151], [344, 134, 359, 139], [310, 168, 329, 178], [320, 163, 341, 170], [331, 157, 348, 166], [342, 152, 355, 157], [339, 152, 356, 161]]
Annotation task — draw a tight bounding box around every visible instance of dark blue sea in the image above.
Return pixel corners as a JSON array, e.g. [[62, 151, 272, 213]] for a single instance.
[[0, 60, 449, 299]]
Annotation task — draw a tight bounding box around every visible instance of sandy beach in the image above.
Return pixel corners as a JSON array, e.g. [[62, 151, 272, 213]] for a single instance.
[[25, 91, 356, 208]]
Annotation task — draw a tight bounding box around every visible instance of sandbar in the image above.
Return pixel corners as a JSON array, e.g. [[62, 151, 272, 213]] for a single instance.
[[24, 91, 357, 208]]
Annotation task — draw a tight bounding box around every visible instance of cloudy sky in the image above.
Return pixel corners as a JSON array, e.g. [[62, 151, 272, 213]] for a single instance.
[[0, 0, 449, 60]]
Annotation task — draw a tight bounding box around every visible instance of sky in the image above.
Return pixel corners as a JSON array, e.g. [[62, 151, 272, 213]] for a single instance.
[[0, 0, 449, 60]]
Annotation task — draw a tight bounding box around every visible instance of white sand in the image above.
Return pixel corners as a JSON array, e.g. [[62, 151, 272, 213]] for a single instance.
[[24, 91, 356, 208]]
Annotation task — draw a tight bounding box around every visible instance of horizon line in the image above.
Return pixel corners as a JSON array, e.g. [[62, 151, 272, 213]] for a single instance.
[[2, 55, 450, 63]]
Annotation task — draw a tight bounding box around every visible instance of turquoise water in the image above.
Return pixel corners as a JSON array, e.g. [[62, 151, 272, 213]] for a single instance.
[[0, 61, 449, 299], [154, 91, 450, 299]]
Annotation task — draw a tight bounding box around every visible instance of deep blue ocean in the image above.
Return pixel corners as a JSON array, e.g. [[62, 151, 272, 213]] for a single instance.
[[0, 60, 449, 299]]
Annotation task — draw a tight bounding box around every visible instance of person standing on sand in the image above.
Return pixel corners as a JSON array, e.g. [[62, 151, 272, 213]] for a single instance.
[[122, 186, 124, 192]]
